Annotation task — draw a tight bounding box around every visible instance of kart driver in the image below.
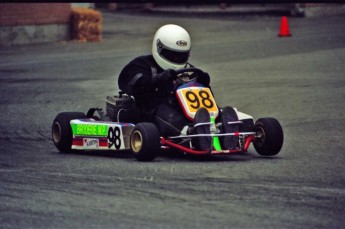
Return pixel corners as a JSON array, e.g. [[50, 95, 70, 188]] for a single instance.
[[118, 24, 238, 151]]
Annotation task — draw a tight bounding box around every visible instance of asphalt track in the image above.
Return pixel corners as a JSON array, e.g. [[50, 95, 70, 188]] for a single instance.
[[1, 10, 345, 229]]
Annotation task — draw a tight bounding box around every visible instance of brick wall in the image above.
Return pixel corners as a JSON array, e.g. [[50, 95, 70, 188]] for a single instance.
[[0, 3, 71, 26]]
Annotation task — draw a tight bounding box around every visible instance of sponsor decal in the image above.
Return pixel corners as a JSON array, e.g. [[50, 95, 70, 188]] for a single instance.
[[72, 137, 108, 148], [83, 138, 99, 149], [71, 124, 108, 136], [70, 121, 134, 150], [176, 40, 187, 46]]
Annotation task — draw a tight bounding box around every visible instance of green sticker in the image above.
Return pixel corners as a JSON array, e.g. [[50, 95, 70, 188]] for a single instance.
[[210, 116, 222, 151], [71, 123, 108, 136]]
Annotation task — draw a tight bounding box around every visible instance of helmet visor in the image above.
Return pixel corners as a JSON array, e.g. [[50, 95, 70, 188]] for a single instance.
[[157, 40, 190, 64]]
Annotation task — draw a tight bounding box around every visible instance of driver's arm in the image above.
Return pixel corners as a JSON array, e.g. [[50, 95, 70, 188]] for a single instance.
[[118, 57, 176, 96]]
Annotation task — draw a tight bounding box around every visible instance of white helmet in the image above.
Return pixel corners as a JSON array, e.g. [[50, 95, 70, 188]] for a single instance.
[[152, 24, 191, 70]]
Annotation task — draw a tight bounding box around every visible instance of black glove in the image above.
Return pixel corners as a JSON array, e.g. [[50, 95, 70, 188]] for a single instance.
[[196, 72, 210, 87], [151, 69, 177, 89]]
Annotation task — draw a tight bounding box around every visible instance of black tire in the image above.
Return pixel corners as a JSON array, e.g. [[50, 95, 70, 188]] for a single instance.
[[52, 112, 86, 153], [130, 122, 160, 161], [253, 118, 284, 156]]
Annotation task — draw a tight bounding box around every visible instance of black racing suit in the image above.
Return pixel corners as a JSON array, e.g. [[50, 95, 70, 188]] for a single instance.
[[118, 55, 189, 137]]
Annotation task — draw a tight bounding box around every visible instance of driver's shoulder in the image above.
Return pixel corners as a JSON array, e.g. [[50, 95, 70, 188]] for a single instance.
[[126, 55, 157, 69], [132, 55, 155, 64]]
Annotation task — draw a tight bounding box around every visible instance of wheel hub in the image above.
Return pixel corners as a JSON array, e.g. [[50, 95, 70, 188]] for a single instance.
[[255, 126, 266, 146], [52, 122, 62, 143], [131, 130, 143, 153]]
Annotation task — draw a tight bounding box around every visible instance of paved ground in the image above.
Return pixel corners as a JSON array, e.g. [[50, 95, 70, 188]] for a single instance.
[[1, 10, 345, 229]]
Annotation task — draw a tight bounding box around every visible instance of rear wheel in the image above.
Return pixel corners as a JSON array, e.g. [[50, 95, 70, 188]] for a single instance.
[[130, 122, 160, 161], [52, 112, 86, 153], [253, 118, 284, 156]]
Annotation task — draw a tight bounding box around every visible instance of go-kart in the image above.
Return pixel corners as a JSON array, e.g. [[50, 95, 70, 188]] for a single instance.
[[52, 67, 284, 161]]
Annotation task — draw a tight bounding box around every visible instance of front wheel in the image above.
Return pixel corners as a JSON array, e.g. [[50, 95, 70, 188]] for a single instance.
[[130, 122, 160, 161], [52, 112, 86, 153], [253, 118, 284, 156]]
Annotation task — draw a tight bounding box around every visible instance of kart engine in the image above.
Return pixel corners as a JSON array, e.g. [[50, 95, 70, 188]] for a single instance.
[[106, 93, 136, 121]]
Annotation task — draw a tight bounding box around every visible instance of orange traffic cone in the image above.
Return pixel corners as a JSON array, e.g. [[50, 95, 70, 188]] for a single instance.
[[278, 16, 291, 37]]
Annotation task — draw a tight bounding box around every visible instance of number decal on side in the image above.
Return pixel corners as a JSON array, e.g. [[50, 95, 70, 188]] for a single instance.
[[108, 126, 121, 149]]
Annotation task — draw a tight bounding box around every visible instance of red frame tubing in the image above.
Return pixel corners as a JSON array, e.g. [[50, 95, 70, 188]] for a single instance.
[[244, 135, 255, 152], [161, 137, 209, 155], [161, 136, 255, 155]]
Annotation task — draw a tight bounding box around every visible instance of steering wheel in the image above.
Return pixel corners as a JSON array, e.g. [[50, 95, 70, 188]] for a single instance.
[[175, 67, 206, 83], [169, 67, 209, 95]]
